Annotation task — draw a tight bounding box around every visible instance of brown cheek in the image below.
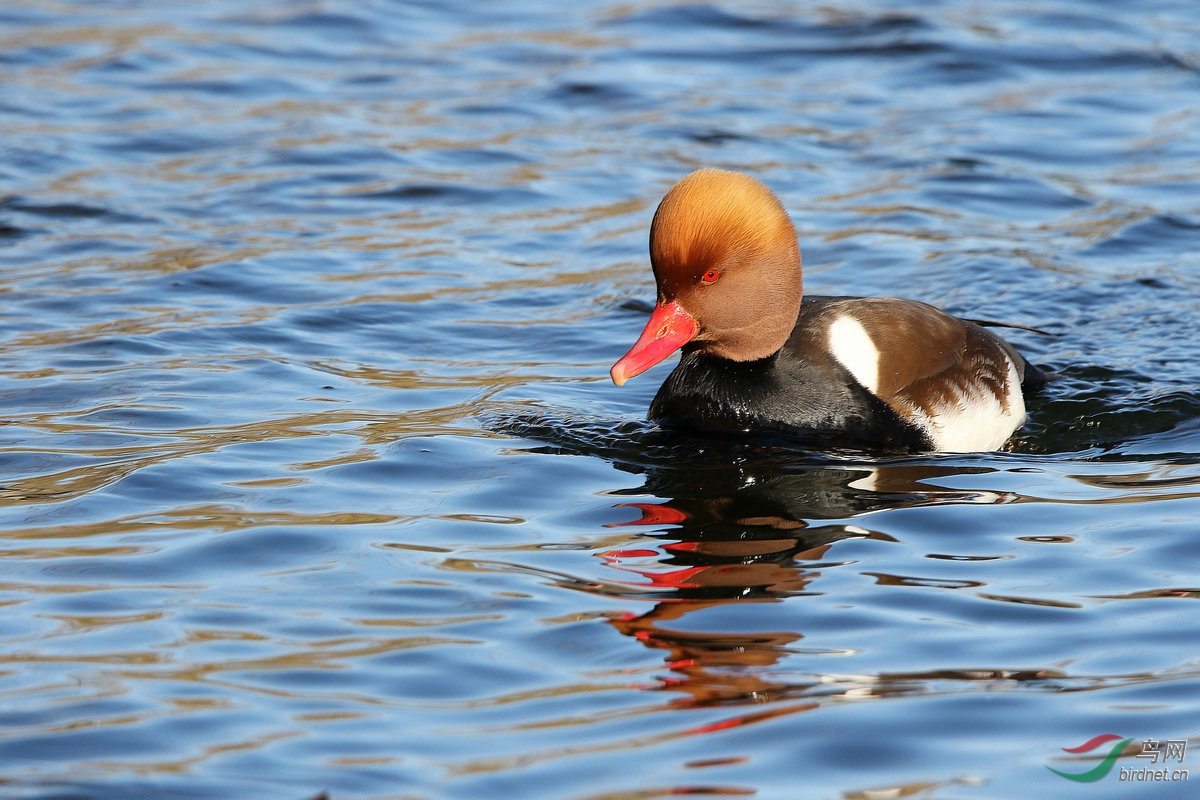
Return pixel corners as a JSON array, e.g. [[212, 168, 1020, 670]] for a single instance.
[[690, 291, 726, 333]]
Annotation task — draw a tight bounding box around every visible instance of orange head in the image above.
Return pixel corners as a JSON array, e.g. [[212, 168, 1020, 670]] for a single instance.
[[611, 168, 803, 385]]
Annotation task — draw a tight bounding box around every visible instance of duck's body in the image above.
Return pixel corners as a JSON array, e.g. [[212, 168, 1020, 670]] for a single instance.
[[649, 295, 1037, 452], [610, 169, 1040, 453]]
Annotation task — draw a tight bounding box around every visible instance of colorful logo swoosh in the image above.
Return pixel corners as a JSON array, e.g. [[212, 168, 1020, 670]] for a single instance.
[[1047, 734, 1133, 782]]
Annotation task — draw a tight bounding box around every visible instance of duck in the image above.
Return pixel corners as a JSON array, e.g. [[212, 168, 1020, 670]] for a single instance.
[[610, 168, 1042, 453]]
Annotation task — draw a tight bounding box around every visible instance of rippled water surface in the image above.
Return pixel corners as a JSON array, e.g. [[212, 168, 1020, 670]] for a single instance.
[[3, 2, 1200, 798]]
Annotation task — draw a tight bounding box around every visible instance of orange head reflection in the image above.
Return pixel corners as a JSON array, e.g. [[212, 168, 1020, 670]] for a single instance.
[[599, 497, 891, 708]]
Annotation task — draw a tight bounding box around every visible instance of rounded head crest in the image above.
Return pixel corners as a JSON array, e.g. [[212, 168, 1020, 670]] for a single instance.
[[649, 168, 797, 296], [646, 169, 802, 361]]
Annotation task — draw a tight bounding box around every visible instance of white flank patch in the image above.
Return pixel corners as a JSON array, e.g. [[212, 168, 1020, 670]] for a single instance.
[[827, 315, 880, 395], [911, 357, 1027, 452]]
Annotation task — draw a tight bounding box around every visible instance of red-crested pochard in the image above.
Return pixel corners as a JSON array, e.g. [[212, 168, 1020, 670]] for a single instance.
[[610, 168, 1042, 453]]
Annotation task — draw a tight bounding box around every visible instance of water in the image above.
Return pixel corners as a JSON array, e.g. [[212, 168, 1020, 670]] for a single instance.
[[2, 1, 1199, 798]]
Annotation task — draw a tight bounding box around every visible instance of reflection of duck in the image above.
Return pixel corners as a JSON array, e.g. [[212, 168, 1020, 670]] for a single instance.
[[601, 487, 854, 708], [611, 168, 1044, 452], [601, 466, 903, 603], [495, 412, 1042, 708], [593, 454, 1025, 705], [594, 455, 979, 603], [622, 454, 1016, 525]]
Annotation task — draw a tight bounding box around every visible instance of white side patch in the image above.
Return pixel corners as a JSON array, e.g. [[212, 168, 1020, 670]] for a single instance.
[[827, 315, 880, 395], [912, 356, 1027, 452]]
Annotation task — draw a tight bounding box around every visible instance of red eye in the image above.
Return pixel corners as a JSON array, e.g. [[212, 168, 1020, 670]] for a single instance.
[[701, 269, 720, 284]]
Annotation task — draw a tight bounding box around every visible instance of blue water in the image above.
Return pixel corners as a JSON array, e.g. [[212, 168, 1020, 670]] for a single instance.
[[2, 2, 1199, 799]]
